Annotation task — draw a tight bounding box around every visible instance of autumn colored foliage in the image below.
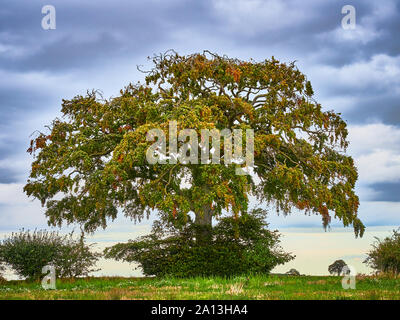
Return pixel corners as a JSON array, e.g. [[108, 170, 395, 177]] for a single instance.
[[24, 50, 364, 237]]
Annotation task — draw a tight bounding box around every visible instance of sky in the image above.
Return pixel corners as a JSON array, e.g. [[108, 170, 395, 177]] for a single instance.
[[0, 0, 400, 278]]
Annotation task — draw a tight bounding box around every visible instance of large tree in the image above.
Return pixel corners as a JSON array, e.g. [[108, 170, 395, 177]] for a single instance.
[[24, 51, 365, 239]]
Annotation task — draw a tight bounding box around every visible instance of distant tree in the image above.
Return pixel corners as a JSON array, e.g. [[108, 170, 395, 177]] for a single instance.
[[24, 50, 364, 241], [285, 268, 300, 276], [364, 228, 400, 275], [328, 259, 348, 276]]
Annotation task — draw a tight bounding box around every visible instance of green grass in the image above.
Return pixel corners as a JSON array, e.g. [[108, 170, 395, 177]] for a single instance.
[[1, 274, 399, 300]]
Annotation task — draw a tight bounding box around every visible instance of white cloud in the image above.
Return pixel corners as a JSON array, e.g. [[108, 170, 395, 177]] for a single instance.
[[348, 123, 400, 184], [0, 183, 28, 205], [348, 123, 400, 156], [356, 150, 400, 184], [0, 43, 32, 58], [311, 54, 400, 95]]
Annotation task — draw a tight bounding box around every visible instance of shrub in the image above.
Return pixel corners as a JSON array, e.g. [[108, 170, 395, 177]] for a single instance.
[[0, 229, 101, 280], [104, 209, 295, 277], [364, 228, 400, 275]]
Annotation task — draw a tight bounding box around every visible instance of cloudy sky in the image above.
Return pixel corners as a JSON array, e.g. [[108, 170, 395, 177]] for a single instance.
[[1, 0, 399, 277]]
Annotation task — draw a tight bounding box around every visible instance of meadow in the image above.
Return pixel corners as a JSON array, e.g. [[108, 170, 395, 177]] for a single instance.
[[1, 274, 399, 300]]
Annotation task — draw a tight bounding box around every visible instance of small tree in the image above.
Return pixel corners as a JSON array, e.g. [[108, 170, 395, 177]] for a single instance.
[[0, 229, 100, 280], [328, 259, 348, 276], [364, 228, 400, 275]]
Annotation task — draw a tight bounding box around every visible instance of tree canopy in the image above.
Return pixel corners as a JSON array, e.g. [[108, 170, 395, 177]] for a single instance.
[[24, 50, 364, 237]]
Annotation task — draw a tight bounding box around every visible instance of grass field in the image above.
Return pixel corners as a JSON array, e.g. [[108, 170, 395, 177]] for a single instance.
[[1, 274, 400, 300]]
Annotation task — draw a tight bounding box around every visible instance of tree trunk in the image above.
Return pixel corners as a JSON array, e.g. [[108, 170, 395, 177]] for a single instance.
[[194, 204, 213, 244]]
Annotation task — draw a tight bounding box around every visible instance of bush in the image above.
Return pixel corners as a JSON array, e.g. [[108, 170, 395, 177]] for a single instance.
[[104, 209, 295, 277], [364, 228, 400, 275], [0, 229, 101, 280]]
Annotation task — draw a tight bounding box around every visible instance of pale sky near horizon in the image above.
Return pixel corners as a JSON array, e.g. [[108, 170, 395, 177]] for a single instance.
[[1, 225, 397, 279], [1, 0, 400, 278]]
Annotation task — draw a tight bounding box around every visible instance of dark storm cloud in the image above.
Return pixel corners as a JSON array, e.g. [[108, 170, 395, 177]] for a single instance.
[[316, 13, 400, 66], [0, 139, 24, 160], [0, 167, 18, 184], [1, 0, 398, 71], [355, 1, 400, 59], [369, 182, 400, 202], [347, 94, 400, 125], [0, 0, 217, 72], [10, 33, 123, 72], [231, 1, 352, 48], [0, 87, 48, 126], [308, 1, 400, 66], [205, 0, 388, 66]]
